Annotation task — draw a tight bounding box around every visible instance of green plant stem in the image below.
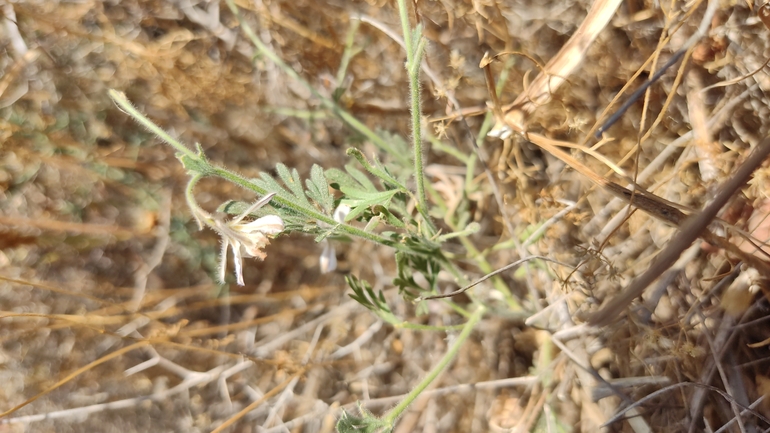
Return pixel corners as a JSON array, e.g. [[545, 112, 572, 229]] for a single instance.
[[381, 305, 486, 426], [336, 19, 362, 89], [442, 299, 472, 318], [224, 0, 408, 166], [397, 0, 414, 67], [185, 173, 204, 219], [396, 0, 434, 235], [108, 90, 197, 161]]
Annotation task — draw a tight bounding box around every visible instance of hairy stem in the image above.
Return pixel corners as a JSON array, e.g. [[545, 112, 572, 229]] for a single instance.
[[109, 90, 197, 161], [396, 0, 434, 234]]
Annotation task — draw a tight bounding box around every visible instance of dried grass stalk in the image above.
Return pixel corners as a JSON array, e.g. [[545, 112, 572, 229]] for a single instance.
[[489, 0, 624, 137]]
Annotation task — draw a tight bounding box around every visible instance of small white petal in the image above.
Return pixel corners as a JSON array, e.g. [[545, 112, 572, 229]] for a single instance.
[[333, 204, 351, 223], [240, 215, 284, 235], [242, 237, 268, 259], [319, 241, 337, 273], [232, 243, 245, 286], [232, 192, 277, 224], [219, 239, 230, 284]]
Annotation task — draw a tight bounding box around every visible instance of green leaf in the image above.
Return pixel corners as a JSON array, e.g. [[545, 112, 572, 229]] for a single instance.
[[346, 148, 405, 190], [306, 164, 334, 213], [336, 407, 390, 433], [249, 163, 337, 219], [347, 275, 388, 313], [346, 275, 401, 326], [326, 168, 357, 192], [347, 164, 378, 191], [179, 146, 213, 176], [340, 188, 398, 221], [276, 163, 311, 207], [326, 164, 377, 193], [327, 160, 413, 225], [252, 171, 295, 207], [392, 246, 442, 300]]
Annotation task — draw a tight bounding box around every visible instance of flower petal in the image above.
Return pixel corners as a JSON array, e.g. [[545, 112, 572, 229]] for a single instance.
[[242, 238, 268, 260], [319, 240, 337, 273], [232, 192, 277, 224], [232, 242, 245, 286], [240, 215, 284, 235], [333, 204, 351, 223], [219, 238, 230, 284]]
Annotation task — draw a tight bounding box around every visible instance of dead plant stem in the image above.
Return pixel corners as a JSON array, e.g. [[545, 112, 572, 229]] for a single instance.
[[589, 136, 770, 325]]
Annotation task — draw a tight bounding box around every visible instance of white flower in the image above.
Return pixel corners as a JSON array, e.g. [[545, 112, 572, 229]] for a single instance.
[[191, 192, 284, 286], [319, 204, 350, 273], [216, 213, 284, 285]]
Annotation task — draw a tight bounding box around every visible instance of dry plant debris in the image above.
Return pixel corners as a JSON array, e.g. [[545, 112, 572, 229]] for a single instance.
[[3, 0, 770, 432]]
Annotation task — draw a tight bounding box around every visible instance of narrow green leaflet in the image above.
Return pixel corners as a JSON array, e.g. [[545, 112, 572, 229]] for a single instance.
[[305, 164, 334, 214], [346, 275, 399, 325], [340, 187, 398, 222], [347, 148, 406, 190], [326, 163, 402, 223], [347, 275, 390, 313], [250, 163, 332, 216], [276, 163, 312, 208], [326, 164, 377, 193], [337, 407, 390, 433], [393, 247, 441, 300]]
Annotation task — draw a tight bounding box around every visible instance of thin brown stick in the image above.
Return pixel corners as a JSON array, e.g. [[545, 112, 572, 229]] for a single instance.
[[0, 215, 147, 238], [701, 56, 770, 92], [588, 137, 770, 326], [526, 133, 770, 276], [0, 342, 149, 419], [210, 368, 307, 433]]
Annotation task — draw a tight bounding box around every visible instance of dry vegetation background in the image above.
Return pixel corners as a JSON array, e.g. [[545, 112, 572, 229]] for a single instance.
[[4, 0, 770, 432]]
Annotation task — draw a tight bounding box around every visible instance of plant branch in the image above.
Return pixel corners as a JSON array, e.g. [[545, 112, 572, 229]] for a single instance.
[[108, 90, 197, 160], [396, 0, 434, 234]]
